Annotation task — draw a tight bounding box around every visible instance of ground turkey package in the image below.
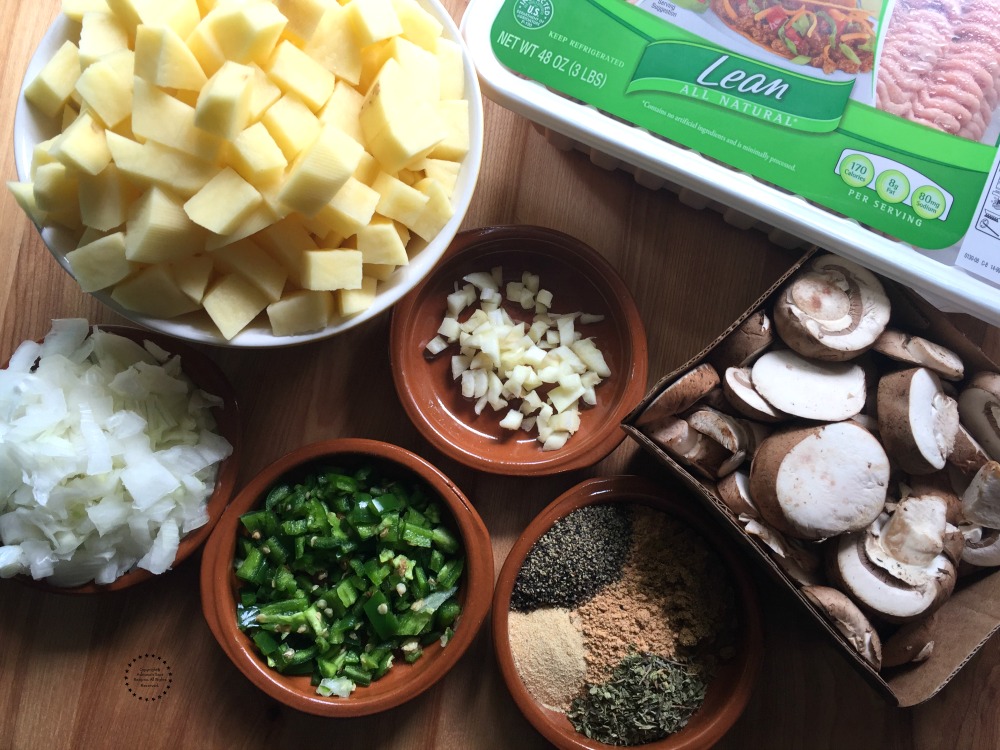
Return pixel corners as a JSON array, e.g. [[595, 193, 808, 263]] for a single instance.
[[488, 0, 1000, 288]]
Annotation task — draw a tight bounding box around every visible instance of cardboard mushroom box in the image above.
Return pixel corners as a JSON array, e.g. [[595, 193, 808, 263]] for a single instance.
[[624, 250, 1000, 706]]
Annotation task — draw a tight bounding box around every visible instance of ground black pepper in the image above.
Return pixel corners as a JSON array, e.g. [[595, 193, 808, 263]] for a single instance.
[[510, 504, 632, 611]]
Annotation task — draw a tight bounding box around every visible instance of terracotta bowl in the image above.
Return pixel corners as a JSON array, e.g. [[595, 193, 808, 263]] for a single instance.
[[389, 226, 649, 475], [493, 475, 763, 750], [12, 0, 483, 348], [199, 438, 494, 717], [7, 324, 241, 594]]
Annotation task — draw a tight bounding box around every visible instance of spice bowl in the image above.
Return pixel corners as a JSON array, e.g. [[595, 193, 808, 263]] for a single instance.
[[493, 475, 763, 749], [4, 322, 240, 595], [389, 225, 649, 476], [199, 438, 493, 717]]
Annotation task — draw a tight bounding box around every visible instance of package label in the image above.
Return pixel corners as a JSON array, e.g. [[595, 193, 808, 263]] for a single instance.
[[491, 0, 998, 250]]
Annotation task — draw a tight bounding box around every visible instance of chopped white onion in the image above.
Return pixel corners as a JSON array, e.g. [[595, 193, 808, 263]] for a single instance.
[[0, 320, 233, 586]]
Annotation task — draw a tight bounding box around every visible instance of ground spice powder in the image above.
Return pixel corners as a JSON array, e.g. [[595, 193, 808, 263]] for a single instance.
[[507, 607, 587, 712], [577, 505, 736, 683]]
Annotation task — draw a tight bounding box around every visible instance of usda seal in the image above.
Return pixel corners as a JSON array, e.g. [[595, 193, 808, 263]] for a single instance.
[[513, 0, 553, 29]]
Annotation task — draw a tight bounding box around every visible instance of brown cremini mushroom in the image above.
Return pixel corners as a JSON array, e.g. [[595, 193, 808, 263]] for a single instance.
[[772, 253, 891, 362]]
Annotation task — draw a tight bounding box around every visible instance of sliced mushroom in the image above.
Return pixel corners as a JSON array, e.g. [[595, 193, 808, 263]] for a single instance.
[[648, 416, 732, 480], [905, 474, 963, 526], [636, 363, 720, 431], [708, 310, 774, 371], [876, 495, 947, 568], [743, 516, 823, 586], [722, 366, 788, 423], [751, 350, 866, 422], [961, 526, 1000, 568], [717, 469, 756, 517], [802, 585, 882, 670], [948, 423, 991, 477], [686, 407, 749, 477], [961, 461, 1000, 528], [872, 329, 965, 381], [830, 520, 956, 624], [877, 367, 959, 475], [957, 372, 1000, 461], [882, 615, 936, 668], [750, 422, 889, 541], [772, 253, 890, 362]]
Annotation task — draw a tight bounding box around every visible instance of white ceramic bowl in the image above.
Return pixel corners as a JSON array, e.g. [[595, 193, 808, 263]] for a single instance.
[[13, 3, 483, 348]]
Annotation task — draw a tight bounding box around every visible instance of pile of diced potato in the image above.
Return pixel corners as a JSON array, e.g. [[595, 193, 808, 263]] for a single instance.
[[9, 0, 470, 339]]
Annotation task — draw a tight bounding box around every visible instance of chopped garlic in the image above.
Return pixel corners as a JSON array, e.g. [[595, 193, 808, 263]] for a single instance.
[[427, 267, 610, 450]]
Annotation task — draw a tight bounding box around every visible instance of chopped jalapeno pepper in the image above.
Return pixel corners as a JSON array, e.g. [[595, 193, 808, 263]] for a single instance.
[[233, 463, 466, 696]]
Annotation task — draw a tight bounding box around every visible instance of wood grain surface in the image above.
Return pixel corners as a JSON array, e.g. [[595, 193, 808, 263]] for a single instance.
[[3, 2, 1000, 748]]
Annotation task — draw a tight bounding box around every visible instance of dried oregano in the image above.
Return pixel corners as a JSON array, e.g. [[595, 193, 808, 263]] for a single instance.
[[567, 652, 709, 746]]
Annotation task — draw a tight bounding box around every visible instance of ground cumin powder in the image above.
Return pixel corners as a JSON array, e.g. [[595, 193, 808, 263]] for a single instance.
[[577, 504, 735, 683]]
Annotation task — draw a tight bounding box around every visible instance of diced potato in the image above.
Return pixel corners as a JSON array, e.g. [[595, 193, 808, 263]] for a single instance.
[[278, 124, 364, 216], [275, 0, 327, 40], [50, 111, 112, 175], [132, 78, 222, 162], [368, 36, 440, 103], [339, 274, 377, 315], [202, 272, 270, 339], [74, 48, 134, 128], [33, 162, 79, 213], [409, 176, 453, 241], [78, 162, 139, 230], [353, 151, 380, 185], [247, 62, 281, 121], [134, 25, 208, 91], [172, 253, 214, 302], [301, 248, 362, 290], [204, 202, 279, 250], [261, 93, 320, 161], [258, 214, 317, 283], [195, 60, 255, 140], [266, 39, 335, 112], [104, 0, 144, 34], [266, 289, 333, 335], [318, 80, 364, 144], [184, 167, 263, 235], [347, 0, 402, 47], [435, 38, 465, 100], [356, 215, 407, 265], [363, 262, 395, 281], [30, 137, 59, 179], [106, 131, 221, 198], [138, 0, 201, 39], [208, 2, 288, 65], [24, 41, 81, 119], [416, 157, 460, 196], [210, 237, 287, 301], [371, 171, 427, 228], [62, 0, 112, 23], [185, 20, 227, 77], [303, 4, 361, 85], [227, 121, 287, 186], [125, 186, 203, 263], [360, 58, 446, 172], [391, 0, 442, 51], [428, 100, 469, 162], [79, 11, 129, 68], [65, 231, 134, 291], [7, 181, 49, 226], [111, 265, 202, 318], [311, 176, 379, 237]]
